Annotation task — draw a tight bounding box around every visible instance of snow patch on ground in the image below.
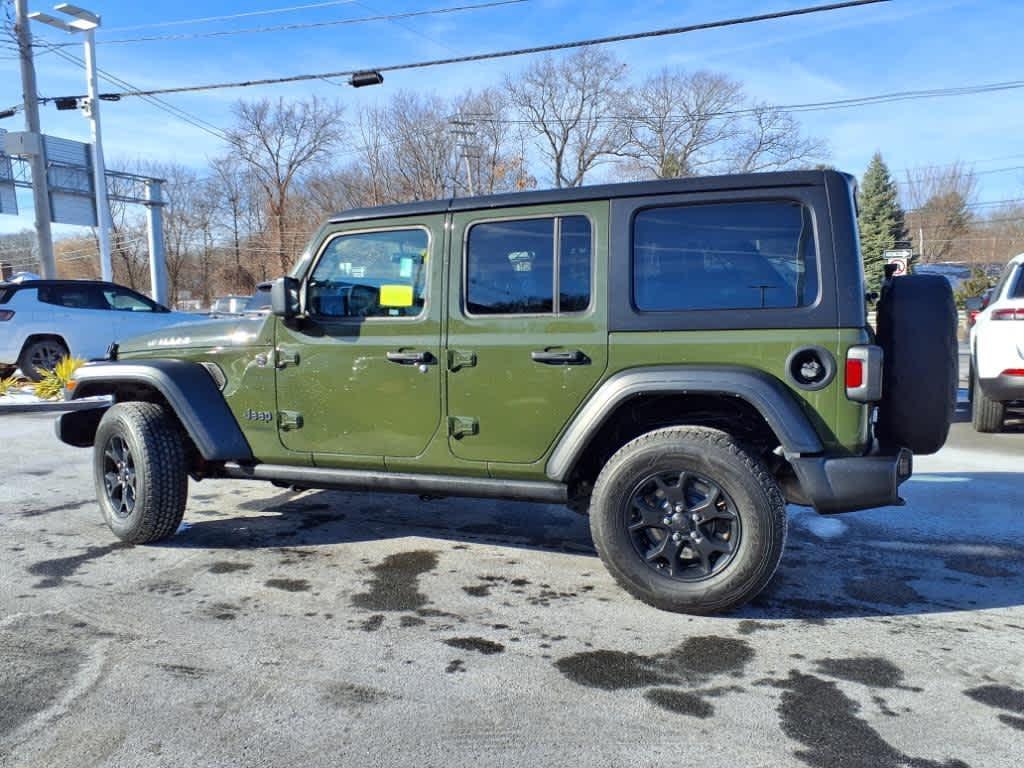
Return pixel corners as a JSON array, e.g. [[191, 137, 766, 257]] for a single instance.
[[789, 507, 849, 539]]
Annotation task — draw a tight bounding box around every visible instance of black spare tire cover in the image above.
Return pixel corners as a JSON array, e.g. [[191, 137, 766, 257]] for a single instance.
[[875, 274, 957, 455]]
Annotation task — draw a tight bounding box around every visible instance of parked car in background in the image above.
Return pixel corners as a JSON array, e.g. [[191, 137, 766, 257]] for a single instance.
[[965, 287, 994, 330], [209, 296, 249, 315], [0, 280, 203, 380], [970, 253, 1024, 431], [243, 281, 273, 314]]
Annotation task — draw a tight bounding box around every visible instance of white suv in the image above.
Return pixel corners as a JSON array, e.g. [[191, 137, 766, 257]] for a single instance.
[[970, 253, 1024, 432], [0, 280, 202, 380]]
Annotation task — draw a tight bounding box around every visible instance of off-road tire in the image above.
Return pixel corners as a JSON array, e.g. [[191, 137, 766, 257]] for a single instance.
[[875, 274, 957, 455], [971, 366, 1006, 433], [18, 338, 68, 381], [589, 426, 787, 615], [93, 402, 188, 543]]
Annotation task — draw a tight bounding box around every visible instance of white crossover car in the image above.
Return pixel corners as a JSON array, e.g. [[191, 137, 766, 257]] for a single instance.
[[970, 253, 1024, 432], [0, 280, 203, 380]]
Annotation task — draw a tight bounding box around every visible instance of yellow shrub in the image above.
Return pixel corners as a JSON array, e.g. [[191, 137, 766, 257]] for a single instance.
[[33, 356, 85, 401], [0, 375, 19, 397]]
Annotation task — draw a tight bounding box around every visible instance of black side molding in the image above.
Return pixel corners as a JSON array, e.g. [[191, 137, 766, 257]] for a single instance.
[[546, 365, 825, 481], [221, 463, 568, 504], [67, 360, 253, 462]]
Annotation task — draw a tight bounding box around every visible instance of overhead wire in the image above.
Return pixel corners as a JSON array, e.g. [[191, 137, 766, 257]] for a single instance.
[[46, 0, 890, 100], [41, 0, 530, 47], [103, 0, 363, 32]]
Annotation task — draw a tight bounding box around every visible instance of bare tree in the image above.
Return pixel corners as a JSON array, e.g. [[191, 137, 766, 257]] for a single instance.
[[454, 87, 534, 194], [506, 47, 628, 188], [226, 96, 346, 273], [904, 162, 978, 262], [619, 69, 744, 179], [728, 105, 826, 173]]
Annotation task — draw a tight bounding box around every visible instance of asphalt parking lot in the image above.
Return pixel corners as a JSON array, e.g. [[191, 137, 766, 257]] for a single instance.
[[1, 399, 1023, 768]]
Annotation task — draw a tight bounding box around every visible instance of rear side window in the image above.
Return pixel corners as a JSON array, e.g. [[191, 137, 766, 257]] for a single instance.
[[632, 201, 818, 312], [466, 215, 592, 315], [37, 285, 107, 310]]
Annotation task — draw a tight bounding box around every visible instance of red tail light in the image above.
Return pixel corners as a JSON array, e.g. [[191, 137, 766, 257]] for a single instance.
[[845, 358, 864, 389], [0, 310, 14, 321], [1002, 369, 1024, 377], [991, 308, 1024, 321]]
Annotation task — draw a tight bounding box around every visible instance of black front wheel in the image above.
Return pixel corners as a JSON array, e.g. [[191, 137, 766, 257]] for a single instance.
[[589, 426, 787, 614], [93, 402, 188, 543]]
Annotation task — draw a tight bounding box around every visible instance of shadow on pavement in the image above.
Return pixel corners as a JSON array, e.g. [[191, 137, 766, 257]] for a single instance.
[[165, 471, 1024, 620]]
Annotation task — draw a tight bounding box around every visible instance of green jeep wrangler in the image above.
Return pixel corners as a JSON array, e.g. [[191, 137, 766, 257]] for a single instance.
[[57, 170, 957, 614]]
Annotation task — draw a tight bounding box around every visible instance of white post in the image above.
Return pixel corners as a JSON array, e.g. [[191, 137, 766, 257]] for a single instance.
[[82, 28, 113, 282], [144, 179, 168, 306]]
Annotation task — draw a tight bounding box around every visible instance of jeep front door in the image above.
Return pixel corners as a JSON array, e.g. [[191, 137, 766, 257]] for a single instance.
[[274, 217, 444, 460], [446, 202, 608, 464]]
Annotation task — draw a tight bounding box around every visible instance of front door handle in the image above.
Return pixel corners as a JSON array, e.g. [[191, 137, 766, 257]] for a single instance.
[[530, 349, 589, 365], [386, 350, 434, 365]]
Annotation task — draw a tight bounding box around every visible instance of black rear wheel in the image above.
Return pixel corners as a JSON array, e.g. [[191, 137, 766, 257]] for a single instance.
[[971, 366, 1006, 433], [19, 338, 68, 381], [590, 426, 786, 614]]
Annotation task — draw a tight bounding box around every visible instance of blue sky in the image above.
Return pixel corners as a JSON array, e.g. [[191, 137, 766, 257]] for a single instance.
[[2, 0, 1023, 237]]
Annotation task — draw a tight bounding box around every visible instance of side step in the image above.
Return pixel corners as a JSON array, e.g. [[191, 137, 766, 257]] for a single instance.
[[220, 462, 569, 504]]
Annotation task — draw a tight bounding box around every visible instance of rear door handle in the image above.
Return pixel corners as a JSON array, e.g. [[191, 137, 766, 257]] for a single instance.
[[386, 350, 434, 365], [530, 349, 589, 365]]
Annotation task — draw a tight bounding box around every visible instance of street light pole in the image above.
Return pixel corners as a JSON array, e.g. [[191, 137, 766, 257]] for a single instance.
[[14, 0, 57, 278], [80, 24, 113, 282], [30, 4, 113, 282]]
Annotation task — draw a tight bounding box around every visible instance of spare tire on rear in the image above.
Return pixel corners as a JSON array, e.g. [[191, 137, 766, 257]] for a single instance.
[[875, 274, 957, 455]]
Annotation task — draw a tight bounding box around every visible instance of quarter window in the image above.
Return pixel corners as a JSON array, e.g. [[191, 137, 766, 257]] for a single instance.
[[632, 201, 818, 312], [308, 228, 429, 319], [466, 215, 592, 315]]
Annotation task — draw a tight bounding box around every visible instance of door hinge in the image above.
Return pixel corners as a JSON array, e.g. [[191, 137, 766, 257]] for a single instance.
[[447, 350, 477, 372], [448, 416, 478, 439], [279, 410, 304, 431], [274, 348, 300, 369]]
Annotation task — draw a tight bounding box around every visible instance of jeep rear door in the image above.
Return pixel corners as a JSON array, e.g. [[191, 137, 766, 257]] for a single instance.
[[445, 201, 608, 464], [274, 215, 445, 461]]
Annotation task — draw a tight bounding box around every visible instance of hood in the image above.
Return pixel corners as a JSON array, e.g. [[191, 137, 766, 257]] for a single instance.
[[118, 315, 273, 355]]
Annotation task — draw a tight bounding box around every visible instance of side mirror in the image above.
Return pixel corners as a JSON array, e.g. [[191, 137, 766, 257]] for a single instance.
[[271, 277, 300, 319]]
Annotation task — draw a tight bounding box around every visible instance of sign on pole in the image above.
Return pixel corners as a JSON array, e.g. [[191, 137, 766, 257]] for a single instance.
[[0, 131, 18, 216], [884, 248, 913, 277], [44, 135, 97, 227]]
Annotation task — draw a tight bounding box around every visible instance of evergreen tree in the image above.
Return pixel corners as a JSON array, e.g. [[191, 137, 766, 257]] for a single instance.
[[857, 152, 906, 295]]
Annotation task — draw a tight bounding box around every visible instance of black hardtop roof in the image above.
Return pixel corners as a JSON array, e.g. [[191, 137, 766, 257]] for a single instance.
[[328, 169, 852, 224], [0, 279, 125, 290]]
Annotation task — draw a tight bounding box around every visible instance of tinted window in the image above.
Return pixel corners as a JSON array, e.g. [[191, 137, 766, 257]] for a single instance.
[[37, 284, 107, 310], [466, 215, 591, 315], [633, 201, 818, 312], [560, 216, 592, 312], [1007, 265, 1024, 299], [308, 228, 429, 319]]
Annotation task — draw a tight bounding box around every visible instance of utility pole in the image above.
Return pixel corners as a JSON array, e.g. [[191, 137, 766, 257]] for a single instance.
[[144, 179, 167, 306], [31, 4, 112, 281], [919, 226, 925, 263], [14, 0, 57, 278], [449, 115, 477, 197]]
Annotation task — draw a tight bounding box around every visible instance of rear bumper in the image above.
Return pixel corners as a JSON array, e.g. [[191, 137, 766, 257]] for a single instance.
[[978, 373, 1024, 403], [788, 447, 913, 514]]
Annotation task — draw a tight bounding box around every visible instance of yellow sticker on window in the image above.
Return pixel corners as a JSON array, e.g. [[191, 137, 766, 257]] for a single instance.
[[379, 284, 414, 308]]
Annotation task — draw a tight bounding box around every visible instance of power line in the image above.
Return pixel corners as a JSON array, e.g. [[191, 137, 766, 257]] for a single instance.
[[51, 0, 889, 100], [36, 40, 232, 143], [42, 0, 529, 47], [103, 0, 362, 32]]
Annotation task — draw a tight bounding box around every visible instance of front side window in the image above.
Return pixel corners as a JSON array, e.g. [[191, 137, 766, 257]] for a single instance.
[[307, 228, 429, 319], [466, 215, 592, 315], [103, 287, 157, 312], [633, 201, 819, 312]]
